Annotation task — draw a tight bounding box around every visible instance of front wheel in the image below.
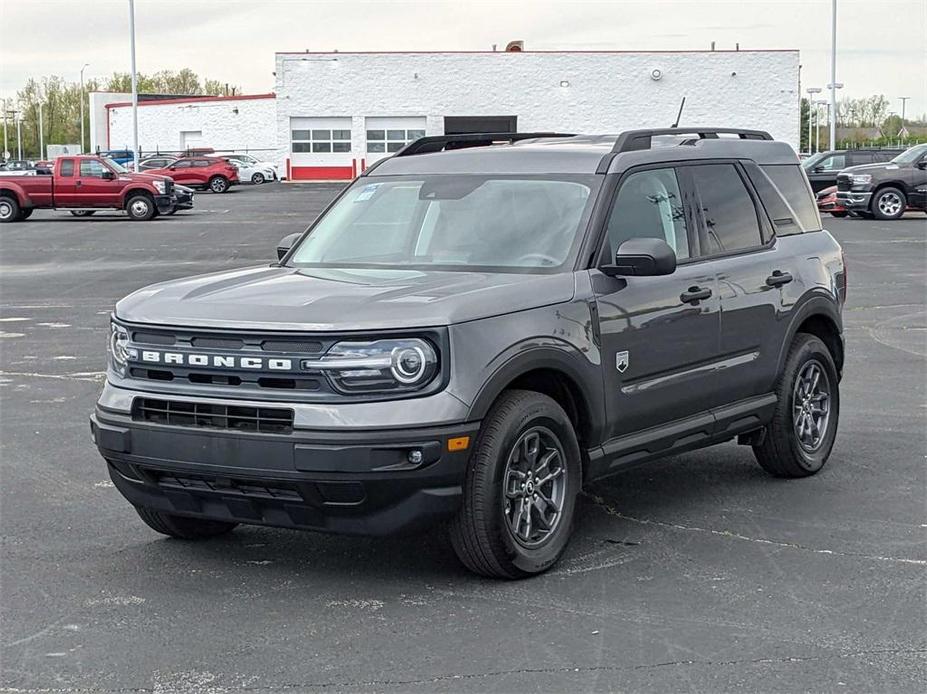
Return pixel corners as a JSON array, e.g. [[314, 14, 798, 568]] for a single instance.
[[251, 172, 265, 185], [209, 175, 230, 193], [753, 334, 839, 478], [125, 194, 155, 221], [871, 187, 906, 220], [449, 390, 581, 579], [135, 507, 238, 539], [0, 196, 21, 223]]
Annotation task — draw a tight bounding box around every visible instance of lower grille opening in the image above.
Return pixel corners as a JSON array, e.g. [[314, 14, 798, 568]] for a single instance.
[[151, 470, 303, 501], [133, 398, 293, 434], [189, 373, 242, 386], [130, 368, 174, 381], [257, 376, 321, 390]]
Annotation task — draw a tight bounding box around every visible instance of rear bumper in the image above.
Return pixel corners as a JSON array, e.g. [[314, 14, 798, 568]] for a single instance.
[[91, 407, 479, 536], [835, 191, 872, 211]]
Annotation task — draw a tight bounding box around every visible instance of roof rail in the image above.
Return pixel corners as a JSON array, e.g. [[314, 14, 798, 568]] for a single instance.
[[394, 132, 575, 157], [611, 127, 773, 154]]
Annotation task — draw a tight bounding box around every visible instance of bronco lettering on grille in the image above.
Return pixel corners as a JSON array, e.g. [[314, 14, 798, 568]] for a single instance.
[[137, 351, 293, 371]]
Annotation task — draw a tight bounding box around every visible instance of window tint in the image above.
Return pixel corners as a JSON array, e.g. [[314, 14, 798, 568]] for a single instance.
[[604, 168, 689, 260], [172, 160, 192, 169], [59, 159, 74, 177], [79, 160, 107, 177], [815, 154, 846, 171], [690, 164, 762, 254], [848, 152, 873, 165], [760, 165, 821, 232]]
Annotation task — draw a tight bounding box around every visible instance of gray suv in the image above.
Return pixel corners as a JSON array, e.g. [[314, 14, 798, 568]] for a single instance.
[[92, 129, 847, 578]]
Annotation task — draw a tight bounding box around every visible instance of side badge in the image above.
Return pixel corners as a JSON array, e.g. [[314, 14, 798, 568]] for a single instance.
[[616, 350, 630, 373]]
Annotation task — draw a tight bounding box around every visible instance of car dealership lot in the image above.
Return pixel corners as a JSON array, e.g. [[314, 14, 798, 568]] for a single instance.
[[1, 185, 924, 692]]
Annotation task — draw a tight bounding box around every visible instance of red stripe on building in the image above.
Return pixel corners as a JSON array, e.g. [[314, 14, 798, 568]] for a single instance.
[[290, 166, 355, 181]]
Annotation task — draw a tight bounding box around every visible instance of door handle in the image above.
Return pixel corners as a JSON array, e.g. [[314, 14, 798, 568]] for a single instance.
[[766, 270, 793, 287], [75, 180, 81, 186], [680, 286, 712, 304]]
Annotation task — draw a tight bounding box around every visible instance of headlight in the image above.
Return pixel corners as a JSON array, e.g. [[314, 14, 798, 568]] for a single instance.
[[153, 179, 166, 194], [851, 174, 872, 185], [310, 338, 439, 394], [108, 321, 133, 375]]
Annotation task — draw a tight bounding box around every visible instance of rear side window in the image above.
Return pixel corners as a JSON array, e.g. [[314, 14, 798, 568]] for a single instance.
[[173, 160, 192, 169], [760, 165, 822, 232], [689, 164, 763, 255], [59, 159, 74, 177]]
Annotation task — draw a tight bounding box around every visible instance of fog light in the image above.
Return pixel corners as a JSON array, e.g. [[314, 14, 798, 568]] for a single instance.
[[407, 449, 423, 465]]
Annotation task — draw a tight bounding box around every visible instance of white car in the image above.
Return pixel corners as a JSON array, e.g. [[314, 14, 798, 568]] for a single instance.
[[224, 154, 281, 183]]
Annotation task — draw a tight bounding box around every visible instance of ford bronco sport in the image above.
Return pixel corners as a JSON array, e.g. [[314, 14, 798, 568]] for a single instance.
[[91, 128, 846, 578]]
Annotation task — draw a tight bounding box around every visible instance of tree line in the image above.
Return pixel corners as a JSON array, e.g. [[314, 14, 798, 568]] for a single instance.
[[2, 69, 241, 158], [800, 94, 926, 151]]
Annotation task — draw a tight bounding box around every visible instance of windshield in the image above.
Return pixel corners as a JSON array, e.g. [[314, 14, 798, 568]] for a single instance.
[[103, 158, 128, 173], [235, 154, 257, 164], [801, 152, 828, 170], [288, 175, 598, 273], [891, 143, 927, 164]]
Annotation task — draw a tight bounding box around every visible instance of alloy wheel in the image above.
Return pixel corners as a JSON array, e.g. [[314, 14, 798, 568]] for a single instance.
[[502, 426, 567, 547], [792, 359, 831, 452], [131, 199, 150, 217], [877, 192, 903, 217]]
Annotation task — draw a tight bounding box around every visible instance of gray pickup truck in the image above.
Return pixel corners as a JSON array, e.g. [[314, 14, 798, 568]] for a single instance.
[[92, 128, 847, 578]]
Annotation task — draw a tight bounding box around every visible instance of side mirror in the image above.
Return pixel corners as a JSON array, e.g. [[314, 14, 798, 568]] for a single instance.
[[276, 232, 301, 261], [601, 238, 677, 277], [812, 166, 825, 173], [101, 170, 115, 180], [916, 160, 927, 170]]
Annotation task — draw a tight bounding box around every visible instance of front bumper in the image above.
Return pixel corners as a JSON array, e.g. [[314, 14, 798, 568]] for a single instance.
[[154, 194, 174, 214], [91, 405, 479, 536], [835, 191, 872, 211]]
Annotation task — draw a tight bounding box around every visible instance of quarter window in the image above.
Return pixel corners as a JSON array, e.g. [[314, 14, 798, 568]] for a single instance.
[[604, 168, 690, 260], [760, 165, 821, 232], [366, 128, 426, 154], [292, 129, 352, 153], [689, 164, 763, 255], [59, 159, 74, 177]]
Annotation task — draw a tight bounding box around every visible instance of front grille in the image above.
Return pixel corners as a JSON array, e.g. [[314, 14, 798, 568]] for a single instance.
[[133, 397, 294, 434], [836, 174, 853, 192], [154, 471, 303, 501]]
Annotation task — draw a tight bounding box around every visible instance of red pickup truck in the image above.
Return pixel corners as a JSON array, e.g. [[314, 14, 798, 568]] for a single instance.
[[0, 155, 174, 223]]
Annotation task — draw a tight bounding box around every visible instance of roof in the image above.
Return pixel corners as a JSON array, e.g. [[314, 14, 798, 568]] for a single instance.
[[369, 132, 799, 177], [105, 93, 275, 109]]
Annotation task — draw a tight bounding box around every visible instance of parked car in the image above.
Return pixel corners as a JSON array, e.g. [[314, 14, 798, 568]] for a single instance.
[[802, 148, 904, 193], [221, 157, 275, 185], [137, 155, 179, 172], [169, 184, 195, 214], [0, 155, 173, 222], [100, 150, 136, 166], [222, 153, 281, 181], [91, 128, 847, 578], [0, 159, 38, 175], [143, 157, 239, 193], [836, 143, 927, 220], [816, 186, 847, 217]]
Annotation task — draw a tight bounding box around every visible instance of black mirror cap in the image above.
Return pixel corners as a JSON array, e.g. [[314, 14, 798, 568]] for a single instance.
[[601, 238, 677, 277], [102, 170, 115, 180], [276, 232, 302, 261], [916, 160, 927, 170]]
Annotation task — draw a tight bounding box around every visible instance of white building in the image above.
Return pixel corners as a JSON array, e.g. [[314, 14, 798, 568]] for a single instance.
[[98, 49, 800, 180], [98, 93, 276, 157]]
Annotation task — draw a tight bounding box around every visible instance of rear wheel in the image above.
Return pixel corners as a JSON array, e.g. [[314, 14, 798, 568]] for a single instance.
[[209, 175, 230, 193], [0, 196, 20, 223], [70, 210, 96, 217], [871, 187, 906, 220], [753, 334, 839, 478], [251, 172, 265, 185], [135, 506, 238, 539], [449, 390, 580, 579], [125, 194, 155, 221]]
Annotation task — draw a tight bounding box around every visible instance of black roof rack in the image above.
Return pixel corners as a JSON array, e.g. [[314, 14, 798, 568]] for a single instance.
[[394, 132, 575, 157], [611, 127, 773, 154]]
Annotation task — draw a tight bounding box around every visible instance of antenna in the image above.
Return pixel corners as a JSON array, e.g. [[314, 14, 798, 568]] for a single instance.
[[671, 97, 686, 128]]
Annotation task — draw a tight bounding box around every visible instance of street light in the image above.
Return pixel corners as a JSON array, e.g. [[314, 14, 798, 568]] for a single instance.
[[128, 0, 140, 166], [898, 97, 911, 141], [815, 100, 829, 154], [807, 87, 822, 154], [80, 63, 90, 153], [828, 0, 839, 151]]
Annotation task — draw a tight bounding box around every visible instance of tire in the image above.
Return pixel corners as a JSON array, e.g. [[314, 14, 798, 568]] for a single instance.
[[857, 210, 875, 220], [829, 211, 848, 218], [209, 175, 230, 193], [449, 390, 581, 579], [19, 207, 33, 220], [125, 194, 155, 221], [166, 206, 178, 216], [0, 196, 20, 223], [135, 506, 238, 540], [70, 210, 96, 217], [251, 172, 265, 185], [753, 334, 839, 478], [871, 186, 906, 221]]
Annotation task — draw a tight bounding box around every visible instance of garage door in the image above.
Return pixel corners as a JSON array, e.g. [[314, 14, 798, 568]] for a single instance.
[[289, 117, 355, 180], [364, 117, 427, 164]]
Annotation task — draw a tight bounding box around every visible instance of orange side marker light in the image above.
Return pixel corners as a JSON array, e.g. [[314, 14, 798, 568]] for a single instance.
[[447, 436, 470, 452]]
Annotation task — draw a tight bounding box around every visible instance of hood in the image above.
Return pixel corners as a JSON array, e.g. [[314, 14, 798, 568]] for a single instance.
[[121, 171, 171, 184], [838, 161, 905, 175], [115, 265, 575, 331]]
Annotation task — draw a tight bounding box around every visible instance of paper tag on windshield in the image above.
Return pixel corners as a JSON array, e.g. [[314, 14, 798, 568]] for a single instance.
[[355, 184, 381, 202]]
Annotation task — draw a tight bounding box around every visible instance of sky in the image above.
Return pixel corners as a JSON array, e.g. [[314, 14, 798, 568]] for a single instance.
[[1, 0, 925, 117]]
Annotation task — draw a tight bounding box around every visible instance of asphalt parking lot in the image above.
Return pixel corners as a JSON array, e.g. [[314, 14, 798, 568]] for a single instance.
[[1, 184, 924, 692]]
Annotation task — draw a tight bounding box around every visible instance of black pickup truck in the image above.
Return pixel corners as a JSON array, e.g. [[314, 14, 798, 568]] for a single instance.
[[802, 148, 903, 193], [836, 143, 927, 220]]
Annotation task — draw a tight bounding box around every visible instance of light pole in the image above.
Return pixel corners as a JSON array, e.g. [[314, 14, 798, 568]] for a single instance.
[[828, 0, 838, 151], [806, 87, 822, 154], [815, 100, 829, 153], [128, 0, 140, 166], [16, 112, 23, 160], [80, 63, 90, 153], [899, 96, 910, 141], [38, 102, 44, 160], [2, 111, 7, 162]]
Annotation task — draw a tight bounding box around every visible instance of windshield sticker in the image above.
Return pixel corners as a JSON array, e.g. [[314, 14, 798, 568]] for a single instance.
[[355, 184, 381, 202]]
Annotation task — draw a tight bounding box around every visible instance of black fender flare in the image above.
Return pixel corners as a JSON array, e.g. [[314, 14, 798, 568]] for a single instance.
[[466, 344, 607, 447], [776, 292, 844, 377]]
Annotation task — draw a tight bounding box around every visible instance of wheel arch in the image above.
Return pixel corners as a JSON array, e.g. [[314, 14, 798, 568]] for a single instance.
[[121, 187, 155, 207], [869, 181, 907, 207], [778, 295, 844, 379], [467, 347, 606, 455]]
